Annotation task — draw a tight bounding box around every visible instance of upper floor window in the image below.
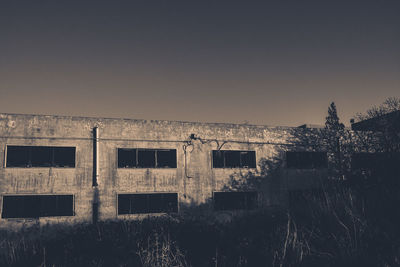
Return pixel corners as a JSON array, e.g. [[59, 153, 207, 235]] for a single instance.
[[118, 148, 177, 168], [212, 150, 256, 168], [6, 146, 75, 168], [2, 195, 74, 218], [286, 151, 327, 169]]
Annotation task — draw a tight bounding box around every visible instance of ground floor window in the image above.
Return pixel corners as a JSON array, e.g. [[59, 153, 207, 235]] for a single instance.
[[213, 191, 257, 211], [1, 195, 74, 218], [351, 152, 400, 170], [288, 189, 325, 209], [286, 151, 328, 169], [117, 193, 178, 214]]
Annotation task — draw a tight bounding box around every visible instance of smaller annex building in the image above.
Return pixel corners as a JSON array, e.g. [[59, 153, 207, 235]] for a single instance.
[[0, 113, 332, 227]]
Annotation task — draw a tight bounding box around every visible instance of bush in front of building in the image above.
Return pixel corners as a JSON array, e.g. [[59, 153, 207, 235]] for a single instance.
[[1, 184, 399, 267]]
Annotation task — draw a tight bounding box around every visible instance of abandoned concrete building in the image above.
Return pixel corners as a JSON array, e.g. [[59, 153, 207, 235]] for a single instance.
[[0, 113, 343, 227]]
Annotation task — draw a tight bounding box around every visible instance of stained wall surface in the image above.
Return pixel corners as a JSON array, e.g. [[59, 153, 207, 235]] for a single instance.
[[0, 113, 329, 227]]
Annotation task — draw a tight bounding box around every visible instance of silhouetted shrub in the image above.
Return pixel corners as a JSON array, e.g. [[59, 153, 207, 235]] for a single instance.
[[1, 183, 399, 267]]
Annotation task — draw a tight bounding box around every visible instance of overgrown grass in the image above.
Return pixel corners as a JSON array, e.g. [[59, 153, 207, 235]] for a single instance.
[[1, 183, 399, 266]]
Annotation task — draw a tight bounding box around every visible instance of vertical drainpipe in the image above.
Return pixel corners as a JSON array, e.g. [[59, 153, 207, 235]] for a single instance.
[[92, 127, 99, 224]]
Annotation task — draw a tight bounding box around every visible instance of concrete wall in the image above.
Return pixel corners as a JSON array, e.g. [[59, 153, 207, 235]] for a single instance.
[[0, 113, 330, 227]]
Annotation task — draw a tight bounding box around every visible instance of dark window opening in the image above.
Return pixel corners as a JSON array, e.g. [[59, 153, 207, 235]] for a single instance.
[[157, 150, 177, 168], [117, 193, 178, 214], [286, 151, 327, 169], [6, 146, 29, 167], [351, 152, 400, 171], [2, 195, 74, 218], [31, 146, 52, 167], [6, 146, 75, 168], [117, 194, 132, 214], [352, 153, 380, 170], [289, 189, 325, 208], [213, 151, 224, 168], [53, 147, 76, 167], [240, 151, 256, 168], [212, 150, 256, 168], [117, 149, 176, 168], [225, 151, 241, 168], [118, 149, 136, 168], [138, 150, 156, 168], [214, 192, 257, 211]]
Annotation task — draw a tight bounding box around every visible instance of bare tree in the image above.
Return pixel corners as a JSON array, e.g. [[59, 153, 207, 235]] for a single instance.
[[355, 97, 400, 122], [354, 97, 400, 153]]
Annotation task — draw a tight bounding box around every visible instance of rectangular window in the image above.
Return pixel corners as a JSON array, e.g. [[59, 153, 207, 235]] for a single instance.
[[1, 195, 74, 218], [117, 149, 176, 168], [118, 149, 136, 168], [53, 147, 76, 167], [138, 150, 155, 168], [351, 153, 379, 170], [289, 189, 325, 208], [157, 150, 177, 168], [213, 192, 257, 211], [351, 152, 400, 170], [6, 146, 76, 168], [212, 150, 256, 168], [31, 146, 52, 167], [117, 193, 178, 214], [286, 151, 328, 169]]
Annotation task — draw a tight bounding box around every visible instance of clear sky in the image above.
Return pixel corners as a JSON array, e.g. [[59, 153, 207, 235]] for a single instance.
[[0, 1, 399, 126]]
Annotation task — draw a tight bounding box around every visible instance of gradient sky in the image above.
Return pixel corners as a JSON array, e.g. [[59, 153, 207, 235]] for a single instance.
[[0, 1, 399, 127]]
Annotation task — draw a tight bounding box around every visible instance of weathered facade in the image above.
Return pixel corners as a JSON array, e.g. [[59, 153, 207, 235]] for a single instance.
[[0, 113, 330, 228]]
